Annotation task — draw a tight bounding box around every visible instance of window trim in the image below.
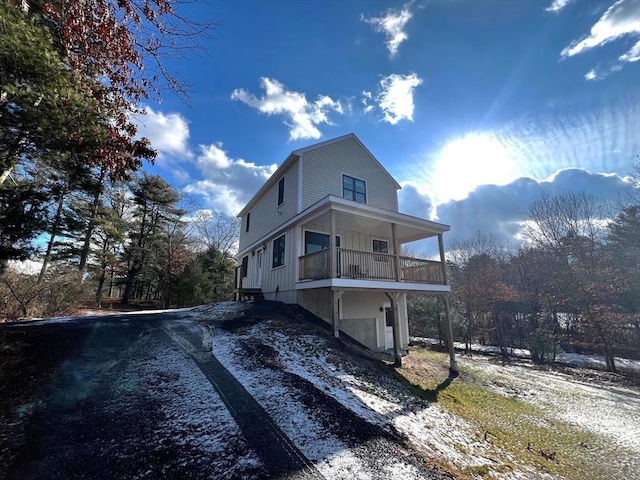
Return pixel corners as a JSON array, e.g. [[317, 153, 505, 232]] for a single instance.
[[372, 238, 390, 262], [272, 234, 286, 269], [240, 255, 249, 278], [303, 229, 341, 255], [278, 177, 285, 206], [342, 174, 367, 204], [372, 238, 389, 254], [245, 212, 250, 232]]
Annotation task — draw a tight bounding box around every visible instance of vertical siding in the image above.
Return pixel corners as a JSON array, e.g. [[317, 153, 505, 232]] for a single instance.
[[301, 137, 399, 212], [256, 225, 297, 296], [301, 223, 396, 254], [239, 160, 299, 251]]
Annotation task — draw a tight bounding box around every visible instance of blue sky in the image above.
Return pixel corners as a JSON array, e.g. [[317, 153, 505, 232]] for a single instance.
[[134, 0, 640, 254]]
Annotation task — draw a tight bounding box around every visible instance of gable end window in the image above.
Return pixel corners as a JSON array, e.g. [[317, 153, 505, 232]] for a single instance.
[[278, 177, 285, 206], [343, 175, 366, 204], [246, 212, 250, 232], [272, 234, 286, 268]]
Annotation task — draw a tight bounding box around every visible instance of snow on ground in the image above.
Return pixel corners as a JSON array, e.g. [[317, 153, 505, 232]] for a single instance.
[[190, 306, 544, 479], [413, 337, 640, 372], [208, 325, 420, 479], [129, 325, 263, 476], [458, 354, 640, 456]]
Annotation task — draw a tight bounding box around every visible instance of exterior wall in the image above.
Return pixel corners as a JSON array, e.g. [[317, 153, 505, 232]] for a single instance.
[[239, 160, 299, 251], [341, 291, 408, 350], [301, 137, 399, 212], [297, 289, 408, 351], [298, 288, 332, 320], [301, 223, 396, 254], [341, 318, 377, 350], [242, 225, 298, 296]]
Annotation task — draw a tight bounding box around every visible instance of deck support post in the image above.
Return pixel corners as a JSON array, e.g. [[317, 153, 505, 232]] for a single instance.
[[391, 223, 401, 282], [437, 234, 447, 284], [330, 209, 337, 278], [385, 292, 402, 367], [441, 294, 458, 374], [331, 289, 343, 338]]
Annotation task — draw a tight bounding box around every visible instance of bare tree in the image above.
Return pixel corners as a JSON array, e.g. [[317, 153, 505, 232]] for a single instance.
[[525, 191, 620, 371], [193, 210, 240, 256]]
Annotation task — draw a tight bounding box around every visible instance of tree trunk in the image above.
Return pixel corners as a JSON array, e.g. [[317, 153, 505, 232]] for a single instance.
[[121, 266, 141, 304], [95, 273, 106, 306], [79, 167, 106, 272], [38, 192, 66, 284]]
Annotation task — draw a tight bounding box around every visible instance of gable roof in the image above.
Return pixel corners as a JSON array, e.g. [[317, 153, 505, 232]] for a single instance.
[[293, 133, 402, 190], [237, 133, 401, 217]]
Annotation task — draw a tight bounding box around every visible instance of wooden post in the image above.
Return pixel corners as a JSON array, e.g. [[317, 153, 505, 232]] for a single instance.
[[391, 223, 401, 281], [437, 234, 457, 373], [330, 209, 337, 278], [438, 234, 447, 285], [386, 292, 402, 367], [441, 294, 458, 373], [331, 289, 343, 338]]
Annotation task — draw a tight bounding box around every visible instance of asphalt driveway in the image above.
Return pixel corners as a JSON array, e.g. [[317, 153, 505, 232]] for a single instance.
[[0, 307, 446, 480], [0, 311, 277, 479]]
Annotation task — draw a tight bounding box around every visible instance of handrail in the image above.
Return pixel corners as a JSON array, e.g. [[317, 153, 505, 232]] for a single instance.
[[299, 248, 445, 284]]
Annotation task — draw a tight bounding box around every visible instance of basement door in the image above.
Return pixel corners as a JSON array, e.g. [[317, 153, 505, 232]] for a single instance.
[[384, 306, 394, 350]]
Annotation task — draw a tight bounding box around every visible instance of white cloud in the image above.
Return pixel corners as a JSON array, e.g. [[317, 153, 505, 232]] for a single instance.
[[361, 90, 374, 113], [561, 0, 640, 59], [545, 0, 573, 13], [620, 39, 640, 61], [585, 69, 600, 80], [183, 143, 277, 215], [230, 78, 343, 141], [133, 107, 193, 160], [361, 3, 413, 57], [375, 73, 422, 125]]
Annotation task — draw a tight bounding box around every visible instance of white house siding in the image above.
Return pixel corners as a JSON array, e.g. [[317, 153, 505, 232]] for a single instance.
[[258, 226, 298, 303], [301, 137, 399, 212], [341, 318, 377, 350], [297, 289, 409, 351], [239, 161, 299, 252], [341, 291, 409, 350], [301, 223, 396, 254], [298, 288, 332, 321]]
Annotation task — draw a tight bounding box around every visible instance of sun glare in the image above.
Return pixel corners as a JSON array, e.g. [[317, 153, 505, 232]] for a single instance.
[[431, 132, 520, 203]]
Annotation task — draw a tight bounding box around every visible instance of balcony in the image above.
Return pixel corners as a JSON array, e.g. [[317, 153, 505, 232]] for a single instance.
[[299, 248, 446, 285]]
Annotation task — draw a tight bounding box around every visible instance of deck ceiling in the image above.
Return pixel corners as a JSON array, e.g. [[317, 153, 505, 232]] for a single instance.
[[300, 208, 445, 244]]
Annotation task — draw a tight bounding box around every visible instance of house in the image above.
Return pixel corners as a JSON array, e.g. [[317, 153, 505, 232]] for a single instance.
[[235, 133, 457, 370]]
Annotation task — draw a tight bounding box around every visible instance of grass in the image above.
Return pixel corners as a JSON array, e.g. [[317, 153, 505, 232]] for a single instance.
[[397, 348, 633, 480]]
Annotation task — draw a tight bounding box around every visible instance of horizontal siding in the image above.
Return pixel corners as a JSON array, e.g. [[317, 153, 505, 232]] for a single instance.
[[239, 161, 299, 251], [301, 136, 399, 212]]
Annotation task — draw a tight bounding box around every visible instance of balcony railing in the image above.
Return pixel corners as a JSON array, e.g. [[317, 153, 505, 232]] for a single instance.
[[298, 248, 445, 284]]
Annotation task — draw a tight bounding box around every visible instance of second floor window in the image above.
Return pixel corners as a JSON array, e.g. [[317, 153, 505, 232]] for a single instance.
[[343, 175, 366, 204], [278, 177, 285, 206], [272, 234, 285, 268], [246, 212, 250, 232]]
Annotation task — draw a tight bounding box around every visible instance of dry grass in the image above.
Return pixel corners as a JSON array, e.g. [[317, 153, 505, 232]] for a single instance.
[[398, 348, 635, 479]]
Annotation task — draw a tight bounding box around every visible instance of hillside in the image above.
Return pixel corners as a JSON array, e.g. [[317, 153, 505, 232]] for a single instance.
[[190, 302, 640, 480]]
